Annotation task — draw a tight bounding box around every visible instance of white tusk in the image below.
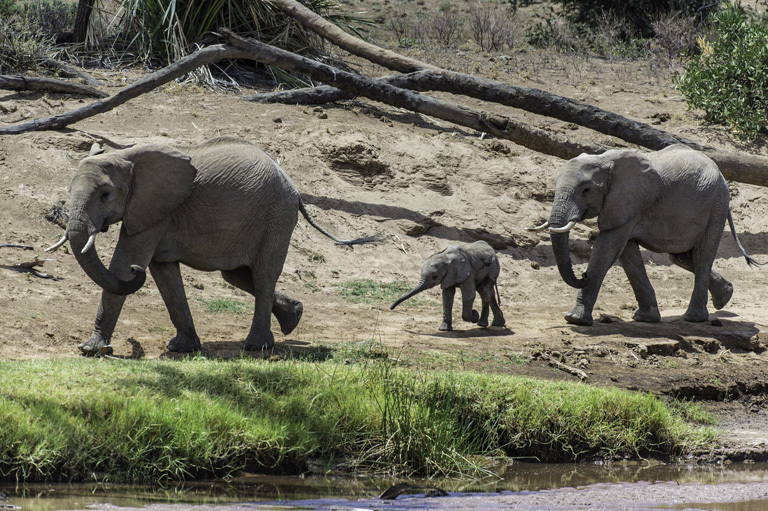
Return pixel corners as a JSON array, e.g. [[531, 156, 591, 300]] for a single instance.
[[525, 221, 550, 232], [45, 234, 68, 252], [549, 220, 577, 233], [81, 233, 97, 254]]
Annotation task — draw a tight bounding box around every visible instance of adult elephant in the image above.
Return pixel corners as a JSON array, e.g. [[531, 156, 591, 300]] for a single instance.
[[528, 144, 758, 326], [47, 136, 377, 355]]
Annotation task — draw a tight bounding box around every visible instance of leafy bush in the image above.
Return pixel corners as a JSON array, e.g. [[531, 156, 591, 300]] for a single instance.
[[676, 3, 768, 140]]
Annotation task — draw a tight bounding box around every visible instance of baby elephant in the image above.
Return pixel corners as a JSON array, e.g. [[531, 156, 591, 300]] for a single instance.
[[390, 240, 505, 331]]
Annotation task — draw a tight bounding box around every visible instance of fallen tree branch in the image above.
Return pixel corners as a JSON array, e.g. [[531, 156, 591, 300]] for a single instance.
[[0, 45, 250, 135], [40, 57, 103, 87], [267, 0, 437, 73], [540, 354, 589, 382], [224, 29, 604, 158], [0, 74, 107, 98]]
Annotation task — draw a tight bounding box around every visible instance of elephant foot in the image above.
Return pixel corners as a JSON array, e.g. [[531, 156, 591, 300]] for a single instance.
[[462, 310, 480, 324], [564, 306, 593, 326], [683, 306, 709, 323], [273, 298, 303, 335], [167, 332, 201, 353], [711, 281, 734, 310], [438, 322, 452, 331], [477, 317, 489, 328], [244, 330, 275, 350], [491, 317, 506, 327], [78, 334, 112, 357], [632, 306, 661, 323]]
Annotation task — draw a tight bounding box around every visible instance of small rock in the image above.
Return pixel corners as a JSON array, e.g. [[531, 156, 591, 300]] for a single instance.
[[530, 261, 540, 270]]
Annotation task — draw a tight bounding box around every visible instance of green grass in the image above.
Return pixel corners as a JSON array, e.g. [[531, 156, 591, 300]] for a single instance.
[[0, 357, 717, 483], [194, 297, 251, 314]]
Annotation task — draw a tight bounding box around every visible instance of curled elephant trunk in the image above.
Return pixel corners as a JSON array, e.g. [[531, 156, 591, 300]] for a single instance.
[[68, 225, 146, 296], [391, 279, 429, 310], [551, 231, 587, 289]]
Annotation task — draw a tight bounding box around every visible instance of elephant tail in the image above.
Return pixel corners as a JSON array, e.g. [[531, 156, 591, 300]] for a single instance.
[[727, 211, 763, 267], [299, 201, 382, 246]]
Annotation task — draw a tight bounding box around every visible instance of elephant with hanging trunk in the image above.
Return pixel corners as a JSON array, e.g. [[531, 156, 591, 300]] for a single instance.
[[528, 144, 758, 327], [47, 136, 378, 356], [390, 240, 505, 331]]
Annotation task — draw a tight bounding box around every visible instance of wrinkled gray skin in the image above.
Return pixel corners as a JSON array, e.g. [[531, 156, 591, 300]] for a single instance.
[[390, 240, 505, 331], [546, 144, 756, 326], [60, 136, 374, 355]]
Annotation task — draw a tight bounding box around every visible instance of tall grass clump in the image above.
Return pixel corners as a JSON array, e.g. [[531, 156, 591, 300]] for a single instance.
[[108, 0, 371, 64], [0, 358, 716, 483], [677, 2, 768, 140]]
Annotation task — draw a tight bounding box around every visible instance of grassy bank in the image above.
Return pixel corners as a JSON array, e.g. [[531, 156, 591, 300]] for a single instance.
[[0, 357, 716, 483]]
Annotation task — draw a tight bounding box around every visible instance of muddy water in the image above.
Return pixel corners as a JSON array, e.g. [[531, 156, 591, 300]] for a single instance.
[[2, 463, 768, 511]]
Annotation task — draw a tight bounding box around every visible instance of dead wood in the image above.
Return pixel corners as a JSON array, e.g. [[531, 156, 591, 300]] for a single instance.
[[0, 45, 250, 135], [0, 74, 107, 98], [224, 29, 603, 159], [540, 354, 589, 382], [40, 57, 102, 87], [267, 0, 437, 73]]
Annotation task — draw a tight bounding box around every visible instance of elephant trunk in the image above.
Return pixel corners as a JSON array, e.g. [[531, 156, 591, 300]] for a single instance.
[[390, 279, 429, 310], [549, 200, 588, 289], [67, 221, 146, 296]]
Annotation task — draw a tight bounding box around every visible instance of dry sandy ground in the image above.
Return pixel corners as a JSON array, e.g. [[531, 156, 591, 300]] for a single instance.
[[2, 48, 768, 460]]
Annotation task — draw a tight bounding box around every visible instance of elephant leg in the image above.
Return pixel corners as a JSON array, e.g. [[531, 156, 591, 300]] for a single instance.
[[79, 237, 155, 356], [150, 261, 200, 353], [566, 231, 629, 326], [459, 280, 480, 324], [440, 287, 455, 331], [476, 281, 492, 328], [619, 241, 660, 323], [221, 268, 303, 335], [79, 292, 129, 356], [489, 284, 506, 327], [669, 252, 733, 311]]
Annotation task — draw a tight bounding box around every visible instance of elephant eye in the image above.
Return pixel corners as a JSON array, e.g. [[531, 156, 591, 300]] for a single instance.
[[100, 190, 114, 202], [583, 187, 592, 195]]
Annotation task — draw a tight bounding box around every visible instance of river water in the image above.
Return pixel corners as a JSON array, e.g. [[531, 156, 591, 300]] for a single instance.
[[2, 462, 768, 510]]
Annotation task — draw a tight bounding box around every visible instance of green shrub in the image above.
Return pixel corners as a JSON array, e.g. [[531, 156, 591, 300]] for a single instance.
[[676, 3, 768, 140]]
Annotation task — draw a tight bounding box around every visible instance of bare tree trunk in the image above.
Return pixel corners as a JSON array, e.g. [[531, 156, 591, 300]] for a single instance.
[[0, 74, 107, 97], [73, 0, 95, 43], [267, 0, 437, 73]]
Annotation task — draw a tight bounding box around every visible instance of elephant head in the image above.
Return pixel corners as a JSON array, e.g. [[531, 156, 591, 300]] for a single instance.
[[390, 245, 470, 309], [60, 142, 197, 295], [544, 149, 663, 289]]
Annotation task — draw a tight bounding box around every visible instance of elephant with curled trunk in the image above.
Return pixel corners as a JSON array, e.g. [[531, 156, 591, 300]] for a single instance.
[[47, 136, 377, 355], [390, 240, 505, 331], [528, 144, 758, 326]]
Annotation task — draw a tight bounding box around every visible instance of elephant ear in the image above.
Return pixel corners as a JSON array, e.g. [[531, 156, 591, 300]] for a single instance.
[[121, 144, 196, 236], [598, 150, 663, 232], [441, 246, 471, 289]]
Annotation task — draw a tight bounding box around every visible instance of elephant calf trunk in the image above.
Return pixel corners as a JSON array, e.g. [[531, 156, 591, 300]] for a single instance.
[[391, 280, 427, 310]]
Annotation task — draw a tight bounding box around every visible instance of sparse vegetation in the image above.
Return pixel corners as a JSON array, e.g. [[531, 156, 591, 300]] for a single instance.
[[194, 297, 251, 314], [338, 279, 413, 304]]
